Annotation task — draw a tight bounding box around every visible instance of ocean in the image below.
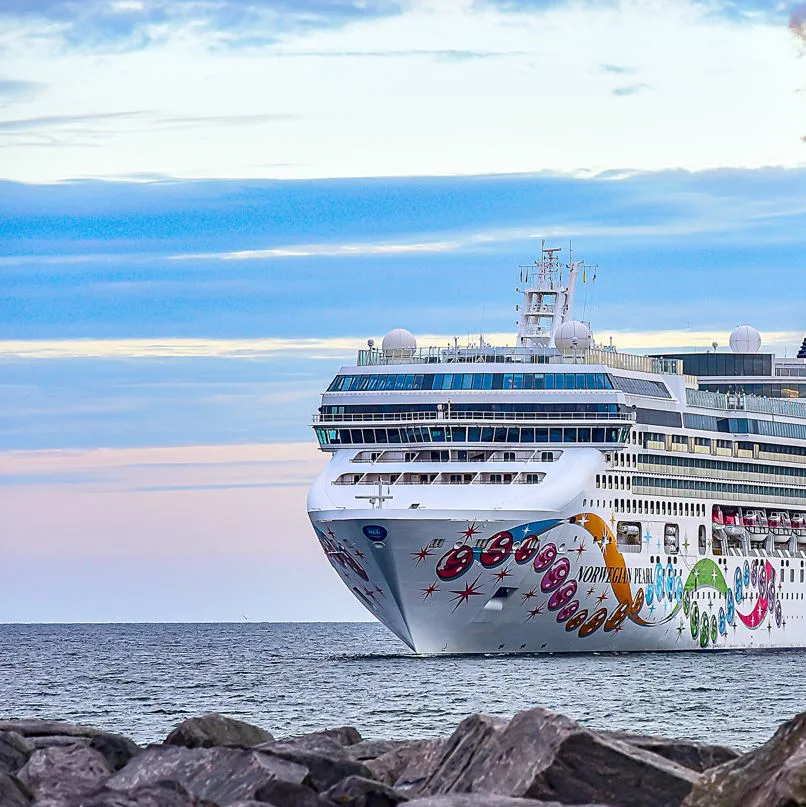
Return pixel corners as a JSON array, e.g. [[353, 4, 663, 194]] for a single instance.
[[1, 622, 802, 750]]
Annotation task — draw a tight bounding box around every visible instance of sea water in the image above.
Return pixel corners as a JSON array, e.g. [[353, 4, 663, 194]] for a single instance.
[[1, 622, 802, 749]]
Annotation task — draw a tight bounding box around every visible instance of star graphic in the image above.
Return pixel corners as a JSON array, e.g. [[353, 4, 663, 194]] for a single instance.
[[648, 603, 656, 616], [450, 575, 484, 611], [422, 582, 440, 600], [354, 548, 366, 560], [521, 586, 538, 602], [676, 623, 684, 641], [459, 521, 481, 540], [326, 526, 336, 538], [362, 586, 378, 602], [586, 586, 596, 597], [596, 591, 608, 605], [573, 542, 587, 558], [412, 546, 435, 566], [609, 513, 616, 529], [576, 515, 589, 528], [683, 539, 690, 552], [521, 525, 531, 537], [767, 622, 773, 634], [643, 533, 651, 545], [374, 584, 385, 597], [526, 603, 545, 621], [494, 566, 512, 583], [612, 623, 624, 635]]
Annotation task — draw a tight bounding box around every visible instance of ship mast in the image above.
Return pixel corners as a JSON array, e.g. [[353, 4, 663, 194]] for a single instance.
[[515, 241, 581, 347]]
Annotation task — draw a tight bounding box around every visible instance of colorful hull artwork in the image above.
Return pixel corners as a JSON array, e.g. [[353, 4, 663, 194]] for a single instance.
[[312, 512, 793, 654]]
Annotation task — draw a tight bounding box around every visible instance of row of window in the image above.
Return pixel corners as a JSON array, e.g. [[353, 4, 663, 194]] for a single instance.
[[335, 471, 545, 485], [633, 476, 806, 502], [327, 372, 615, 393], [321, 402, 620, 416], [683, 413, 806, 439], [610, 376, 671, 399], [701, 383, 806, 399], [635, 431, 806, 460], [657, 352, 773, 377], [637, 453, 806, 481], [315, 425, 631, 447]]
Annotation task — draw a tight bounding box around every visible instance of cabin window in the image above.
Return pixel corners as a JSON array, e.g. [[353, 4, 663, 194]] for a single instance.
[[502, 451, 516, 462], [664, 524, 679, 554], [698, 525, 707, 555], [617, 521, 642, 553]]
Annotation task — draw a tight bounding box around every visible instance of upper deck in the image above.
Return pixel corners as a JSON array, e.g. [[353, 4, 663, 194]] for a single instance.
[[356, 344, 689, 378]]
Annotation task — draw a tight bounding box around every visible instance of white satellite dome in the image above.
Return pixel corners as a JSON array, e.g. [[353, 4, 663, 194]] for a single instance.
[[382, 328, 417, 359], [729, 325, 762, 354], [554, 320, 593, 352]]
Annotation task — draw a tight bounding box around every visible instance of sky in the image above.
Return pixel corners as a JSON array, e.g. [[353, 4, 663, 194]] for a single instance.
[[1, 0, 805, 624]]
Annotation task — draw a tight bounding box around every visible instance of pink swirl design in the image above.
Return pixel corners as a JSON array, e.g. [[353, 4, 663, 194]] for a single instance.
[[540, 557, 570, 593]]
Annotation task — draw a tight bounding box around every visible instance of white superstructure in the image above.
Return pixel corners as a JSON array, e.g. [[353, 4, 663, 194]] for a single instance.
[[308, 245, 806, 653]]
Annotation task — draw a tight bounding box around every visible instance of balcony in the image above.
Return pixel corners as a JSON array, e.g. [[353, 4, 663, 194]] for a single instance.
[[314, 409, 636, 425]]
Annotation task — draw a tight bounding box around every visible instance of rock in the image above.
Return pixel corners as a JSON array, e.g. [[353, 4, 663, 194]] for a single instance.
[[605, 732, 738, 773], [324, 774, 409, 806], [89, 733, 141, 771], [347, 740, 416, 763], [396, 716, 507, 794], [257, 743, 373, 793], [447, 707, 699, 807], [286, 727, 363, 748], [0, 720, 104, 739], [28, 736, 91, 750], [164, 714, 274, 749], [61, 781, 212, 806], [375, 741, 443, 789], [105, 745, 308, 805], [17, 745, 113, 803], [406, 798, 589, 807], [0, 773, 32, 807], [253, 778, 335, 807], [0, 731, 32, 774], [683, 709, 806, 807]]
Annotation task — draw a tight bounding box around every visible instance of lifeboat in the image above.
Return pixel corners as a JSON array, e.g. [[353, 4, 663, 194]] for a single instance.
[[792, 513, 806, 542], [769, 511, 791, 543], [723, 510, 744, 538], [743, 509, 768, 540], [712, 506, 725, 529]]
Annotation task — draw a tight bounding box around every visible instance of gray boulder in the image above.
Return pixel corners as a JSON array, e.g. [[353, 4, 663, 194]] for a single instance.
[[324, 774, 409, 806], [253, 778, 335, 806], [17, 744, 113, 803], [105, 745, 308, 805], [409, 708, 699, 807], [605, 732, 738, 773], [0, 720, 104, 738], [256, 742, 373, 792], [60, 781, 213, 806], [0, 773, 32, 807], [406, 797, 602, 807], [164, 714, 274, 749], [395, 716, 507, 794], [683, 709, 806, 807], [285, 727, 363, 748], [367, 741, 443, 788], [348, 740, 417, 763], [89, 733, 141, 771], [0, 731, 32, 774]]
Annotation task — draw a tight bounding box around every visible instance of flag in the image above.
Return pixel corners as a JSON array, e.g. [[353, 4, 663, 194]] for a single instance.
[[582, 268, 587, 284]]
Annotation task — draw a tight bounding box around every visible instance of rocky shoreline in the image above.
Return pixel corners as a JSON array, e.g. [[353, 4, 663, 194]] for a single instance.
[[0, 706, 803, 806]]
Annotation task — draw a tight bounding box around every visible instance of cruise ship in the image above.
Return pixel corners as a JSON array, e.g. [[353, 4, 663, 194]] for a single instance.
[[307, 245, 806, 653]]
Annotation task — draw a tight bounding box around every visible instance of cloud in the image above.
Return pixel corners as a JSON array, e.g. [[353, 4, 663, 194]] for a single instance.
[[0, 0, 408, 51], [612, 83, 651, 96], [0, 79, 44, 105], [1, 328, 801, 361], [600, 63, 635, 75], [791, 3, 806, 43]]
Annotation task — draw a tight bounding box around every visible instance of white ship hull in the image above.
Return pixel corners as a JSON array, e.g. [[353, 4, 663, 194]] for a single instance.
[[309, 492, 804, 654]]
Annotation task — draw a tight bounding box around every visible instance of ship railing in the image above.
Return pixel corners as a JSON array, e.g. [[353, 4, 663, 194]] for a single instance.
[[687, 388, 806, 420], [313, 410, 636, 424], [356, 346, 685, 375]]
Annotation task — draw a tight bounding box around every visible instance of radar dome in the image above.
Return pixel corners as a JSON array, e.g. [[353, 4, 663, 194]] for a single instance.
[[729, 325, 762, 354], [382, 328, 417, 359], [554, 320, 592, 352]]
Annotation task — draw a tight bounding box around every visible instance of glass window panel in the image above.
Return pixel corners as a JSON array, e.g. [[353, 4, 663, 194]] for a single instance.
[[550, 428, 563, 442], [536, 429, 549, 443]]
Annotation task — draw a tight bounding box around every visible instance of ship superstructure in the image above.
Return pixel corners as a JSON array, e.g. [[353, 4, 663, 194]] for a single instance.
[[307, 245, 806, 653]]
